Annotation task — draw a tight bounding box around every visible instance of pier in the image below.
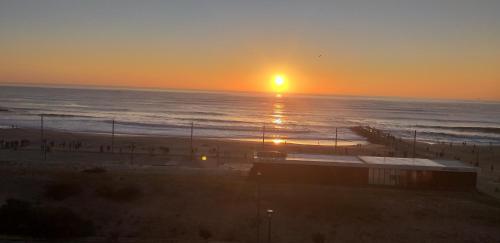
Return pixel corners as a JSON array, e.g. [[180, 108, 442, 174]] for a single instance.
[[350, 126, 496, 171]]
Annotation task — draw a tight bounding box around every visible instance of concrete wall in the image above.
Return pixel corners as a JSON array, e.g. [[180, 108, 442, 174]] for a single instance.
[[249, 162, 477, 190], [249, 163, 368, 186], [368, 167, 477, 189]]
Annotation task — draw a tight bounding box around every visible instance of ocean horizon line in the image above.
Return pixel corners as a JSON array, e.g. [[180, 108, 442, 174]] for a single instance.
[[1, 82, 499, 104], [1, 83, 499, 145]]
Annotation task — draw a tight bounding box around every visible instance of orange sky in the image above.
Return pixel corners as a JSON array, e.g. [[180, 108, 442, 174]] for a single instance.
[[1, 1, 499, 101]]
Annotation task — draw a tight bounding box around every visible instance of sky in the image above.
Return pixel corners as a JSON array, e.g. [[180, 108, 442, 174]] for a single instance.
[[0, 0, 499, 100]]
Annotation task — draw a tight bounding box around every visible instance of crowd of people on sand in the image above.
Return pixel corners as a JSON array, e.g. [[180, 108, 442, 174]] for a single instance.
[[0, 139, 30, 150], [0, 124, 19, 129], [39, 140, 84, 153], [0, 136, 173, 158], [0, 138, 90, 153], [0, 134, 239, 167]]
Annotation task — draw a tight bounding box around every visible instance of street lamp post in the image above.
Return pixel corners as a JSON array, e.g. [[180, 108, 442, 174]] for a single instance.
[[266, 209, 274, 243], [40, 114, 46, 160], [190, 121, 194, 161], [256, 172, 262, 243], [111, 119, 115, 153], [262, 124, 266, 148]]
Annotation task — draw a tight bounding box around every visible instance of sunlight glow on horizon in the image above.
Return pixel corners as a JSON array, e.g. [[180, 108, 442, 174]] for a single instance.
[[1, 1, 499, 100], [271, 74, 288, 93], [272, 138, 285, 145], [274, 75, 284, 86]]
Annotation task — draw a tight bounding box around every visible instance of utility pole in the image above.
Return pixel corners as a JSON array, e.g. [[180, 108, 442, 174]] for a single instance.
[[267, 209, 274, 243], [412, 130, 417, 158], [111, 119, 115, 153], [335, 128, 338, 152], [190, 122, 194, 161], [256, 172, 262, 243], [262, 124, 265, 148], [130, 143, 135, 164], [40, 114, 46, 160], [40, 114, 44, 153], [476, 146, 480, 166]]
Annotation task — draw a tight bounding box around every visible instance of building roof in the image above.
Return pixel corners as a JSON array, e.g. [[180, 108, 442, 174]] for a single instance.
[[254, 153, 478, 173], [287, 154, 365, 166], [359, 156, 477, 172]]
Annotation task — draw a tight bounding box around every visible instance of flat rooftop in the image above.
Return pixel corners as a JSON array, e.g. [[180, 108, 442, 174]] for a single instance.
[[359, 156, 477, 172], [255, 153, 478, 173], [287, 154, 364, 165]]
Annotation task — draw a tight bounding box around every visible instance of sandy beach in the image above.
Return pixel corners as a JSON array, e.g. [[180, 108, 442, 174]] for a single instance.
[[1, 127, 500, 242], [1, 126, 498, 171], [2, 1, 500, 241]]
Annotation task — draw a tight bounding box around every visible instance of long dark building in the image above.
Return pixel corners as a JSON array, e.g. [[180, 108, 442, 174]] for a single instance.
[[249, 153, 478, 190]]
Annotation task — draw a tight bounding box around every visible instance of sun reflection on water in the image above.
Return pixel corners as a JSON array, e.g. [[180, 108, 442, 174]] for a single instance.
[[270, 93, 287, 145]]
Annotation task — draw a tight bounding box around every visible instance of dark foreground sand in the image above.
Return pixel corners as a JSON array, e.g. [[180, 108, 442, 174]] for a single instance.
[[1, 128, 500, 242]]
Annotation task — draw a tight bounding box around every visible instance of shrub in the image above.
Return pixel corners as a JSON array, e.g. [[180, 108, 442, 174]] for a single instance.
[[44, 182, 83, 201], [0, 198, 94, 238], [82, 167, 107, 173], [198, 227, 212, 241], [96, 184, 143, 202], [159, 146, 170, 154], [312, 232, 326, 243]]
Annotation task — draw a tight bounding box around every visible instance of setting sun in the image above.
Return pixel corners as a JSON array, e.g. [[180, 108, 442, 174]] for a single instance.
[[1, 1, 500, 242], [271, 74, 288, 93], [274, 75, 285, 86]]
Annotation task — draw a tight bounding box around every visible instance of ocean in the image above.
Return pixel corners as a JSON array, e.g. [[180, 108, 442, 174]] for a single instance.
[[1, 86, 499, 145]]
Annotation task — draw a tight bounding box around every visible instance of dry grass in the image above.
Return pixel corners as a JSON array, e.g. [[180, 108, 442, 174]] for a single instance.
[[0, 198, 95, 238], [0, 166, 499, 242]]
